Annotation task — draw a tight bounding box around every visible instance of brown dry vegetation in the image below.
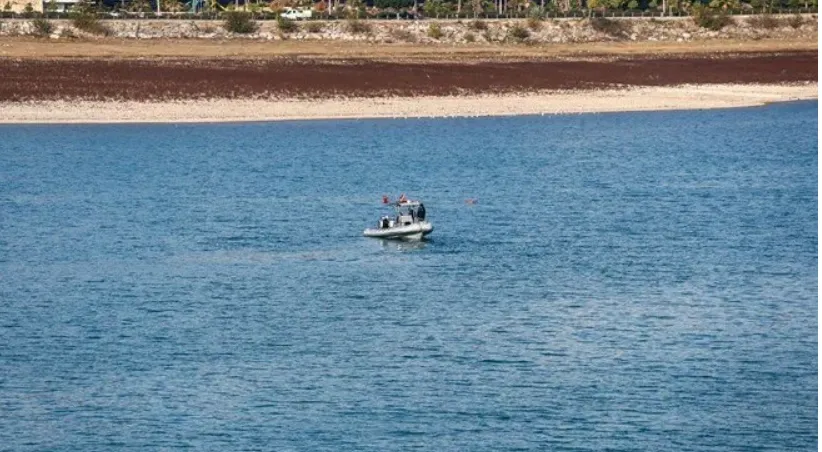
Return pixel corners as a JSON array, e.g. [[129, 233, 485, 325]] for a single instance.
[[0, 51, 815, 102], [0, 35, 815, 102]]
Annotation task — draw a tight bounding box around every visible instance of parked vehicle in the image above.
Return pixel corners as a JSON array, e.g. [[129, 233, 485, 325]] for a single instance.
[[280, 7, 312, 19]]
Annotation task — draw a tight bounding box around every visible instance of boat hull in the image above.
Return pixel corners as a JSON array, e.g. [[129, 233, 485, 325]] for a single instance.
[[363, 222, 433, 241]]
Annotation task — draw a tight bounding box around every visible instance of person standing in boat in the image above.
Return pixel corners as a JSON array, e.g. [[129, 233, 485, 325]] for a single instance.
[[417, 203, 426, 221]]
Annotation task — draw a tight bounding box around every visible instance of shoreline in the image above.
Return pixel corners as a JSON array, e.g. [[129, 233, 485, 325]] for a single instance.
[[0, 84, 816, 125]]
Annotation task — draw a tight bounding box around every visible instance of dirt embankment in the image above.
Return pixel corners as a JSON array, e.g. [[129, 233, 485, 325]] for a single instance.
[[0, 15, 817, 44], [0, 51, 815, 101], [0, 36, 816, 60]]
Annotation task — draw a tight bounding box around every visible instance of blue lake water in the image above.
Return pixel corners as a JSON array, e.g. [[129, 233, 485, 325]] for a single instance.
[[0, 101, 817, 451]]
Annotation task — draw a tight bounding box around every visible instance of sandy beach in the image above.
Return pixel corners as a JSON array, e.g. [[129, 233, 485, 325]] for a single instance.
[[0, 83, 816, 124]]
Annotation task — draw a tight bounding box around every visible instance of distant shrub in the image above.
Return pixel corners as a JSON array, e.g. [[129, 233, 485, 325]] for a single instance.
[[346, 19, 371, 34], [692, 6, 732, 30], [60, 27, 77, 38], [389, 28, 417, 42], [427, 22, 443, 39], [464, 31, 476, 42], [31, 17, 53, 36], [223, 11, 258, 34], [787, 14, 804, 28], [507, 24, 530, 42], [21, 2, 34, 18], [468, 19, 488, 30], [198, 23, 217, 34], [305, 21, 324, 33], [589, 17, 629, 36], [277, 15, 298, 33], [71, 10, 110, 35], [748, 13, 779, 29], [526, 15, 542, 30], [44, 0, 57, 17]]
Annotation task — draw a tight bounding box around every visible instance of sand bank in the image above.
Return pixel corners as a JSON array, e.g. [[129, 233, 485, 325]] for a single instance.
[[0, 84, 816, 124]]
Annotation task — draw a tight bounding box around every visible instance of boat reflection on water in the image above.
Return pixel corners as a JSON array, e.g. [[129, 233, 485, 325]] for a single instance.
[[379, 239, 428, 252]]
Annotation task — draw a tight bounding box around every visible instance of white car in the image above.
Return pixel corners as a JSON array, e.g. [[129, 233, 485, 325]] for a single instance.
[[280, 8, 312, 19]]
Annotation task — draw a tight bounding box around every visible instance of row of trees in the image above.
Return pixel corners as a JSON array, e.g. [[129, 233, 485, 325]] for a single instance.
[[381, 0, 816, 15], [1, 0, 816, 16], [201, 0, 820, 14]]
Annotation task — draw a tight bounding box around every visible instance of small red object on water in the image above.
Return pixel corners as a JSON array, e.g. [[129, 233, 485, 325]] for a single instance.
[[382, 195, 390, 204]]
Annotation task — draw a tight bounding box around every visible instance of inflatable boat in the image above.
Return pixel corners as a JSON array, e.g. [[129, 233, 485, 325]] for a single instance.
[[363, 199, 433, 241]]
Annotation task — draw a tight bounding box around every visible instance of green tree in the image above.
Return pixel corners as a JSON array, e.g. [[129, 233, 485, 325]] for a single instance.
[[423, 0, 442, 15], [347, 0, 365, 18], [442, 0, 456, 15], [587, 0, 603, 15], [129, 0, 152, 12], [375, 0, 415, 7], [606, 0, 624, 9], [45, 0, 57, 17], [506, 0, 529, 14], [247, 0, 263, 14], [709, 0, 738, 10], [161, 0, 185, 12], [71, 0, 111, 35]]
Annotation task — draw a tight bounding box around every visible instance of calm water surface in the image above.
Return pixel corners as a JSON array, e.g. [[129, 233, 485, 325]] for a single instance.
[[0, 102, 817, 451]]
